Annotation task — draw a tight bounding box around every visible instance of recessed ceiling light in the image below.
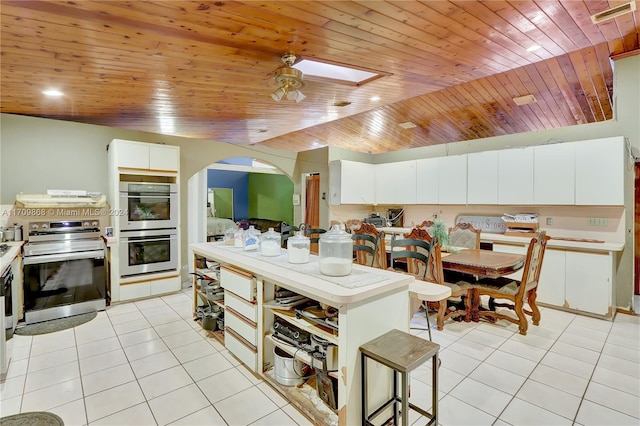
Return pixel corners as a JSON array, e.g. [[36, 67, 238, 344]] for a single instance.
[[398, 121, 417, 129], [526, 45, 541, 52], [371, 96, 380, 102], [42, 89, 64, 97], [513, 94, 537, 106]]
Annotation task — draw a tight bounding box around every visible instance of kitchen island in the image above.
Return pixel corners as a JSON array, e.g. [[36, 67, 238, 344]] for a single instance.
[[189, 242, 414, 426]]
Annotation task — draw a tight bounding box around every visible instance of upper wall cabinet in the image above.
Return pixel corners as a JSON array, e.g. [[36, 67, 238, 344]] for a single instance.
[[467, 151, 498, 204], [112, 139, 179, 172], [498, 147, 534, 205], [438, 155, 467, 204], [416, 157, 439, 204], [375, 160, 417, 205], [329, 160, 376, 205], [534, 142, 575, 205], [575, 136, 625, 206]]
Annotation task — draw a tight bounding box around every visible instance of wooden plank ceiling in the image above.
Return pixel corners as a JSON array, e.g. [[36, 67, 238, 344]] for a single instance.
[[1, 1, 638, 153]]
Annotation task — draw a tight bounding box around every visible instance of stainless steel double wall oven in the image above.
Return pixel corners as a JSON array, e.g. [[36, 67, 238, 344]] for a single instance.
[[119, 178, 179, 277]]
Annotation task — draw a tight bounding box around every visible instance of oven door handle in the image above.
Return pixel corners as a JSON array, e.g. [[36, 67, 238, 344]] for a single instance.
[[121, 194, 172, 199], [121, 237, 175, 243], [23, 250, 105, 265]]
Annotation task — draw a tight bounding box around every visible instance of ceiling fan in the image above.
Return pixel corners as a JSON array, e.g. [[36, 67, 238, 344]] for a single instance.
[[270, 52, 306, 103]]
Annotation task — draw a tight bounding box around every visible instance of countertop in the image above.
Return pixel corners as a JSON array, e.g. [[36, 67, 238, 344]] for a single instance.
[[377, 227, 623, 253], [0, 241, 23, 275], [190, 242, 414, 307]]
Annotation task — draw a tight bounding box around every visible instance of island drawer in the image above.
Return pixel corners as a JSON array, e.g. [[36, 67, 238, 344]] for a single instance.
[[220, 266, 256, 301], [225, 307, 258, 346], [225, 290, 258, 322], [225, 327, 258, 372]]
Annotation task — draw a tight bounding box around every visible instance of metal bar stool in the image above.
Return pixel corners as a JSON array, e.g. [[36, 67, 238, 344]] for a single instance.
[[360, 329, 440, 426]]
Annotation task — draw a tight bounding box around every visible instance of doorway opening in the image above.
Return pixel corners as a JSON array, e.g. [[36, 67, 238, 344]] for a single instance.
[[304, 173, 320, 228]]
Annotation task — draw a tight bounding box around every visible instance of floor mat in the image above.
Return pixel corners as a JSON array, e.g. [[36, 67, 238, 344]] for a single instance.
[[14, 311, 97, 336], [0, 411, 64, 426]]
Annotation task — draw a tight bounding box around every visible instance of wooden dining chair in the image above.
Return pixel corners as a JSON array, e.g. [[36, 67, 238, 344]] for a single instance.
[[352, 223, 386, 269], [470, 231, 549, 335], [299, 223, 326, 254], [448, 222, 481, 249], [280, 223, 299, 248]]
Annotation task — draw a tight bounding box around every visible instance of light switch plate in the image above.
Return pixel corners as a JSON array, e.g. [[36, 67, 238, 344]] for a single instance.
[[292, 193, 301, 205]]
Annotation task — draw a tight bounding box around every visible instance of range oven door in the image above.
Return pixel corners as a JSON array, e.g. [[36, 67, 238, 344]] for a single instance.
[[119, 182, 178, 231], [23, 248, 107, 324], [120, 228, 178, 277]]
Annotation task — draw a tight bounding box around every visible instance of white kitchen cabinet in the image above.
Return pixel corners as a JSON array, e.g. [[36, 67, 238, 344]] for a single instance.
[[467, 151, 499, 204], [438, 154, 467, 204], [535, 248, 566, 307], [416, 157, 439, 204], [565, 251, 613, 316], [534, 142, 575, 205], [575, 136, 625, 205], [498, 147, 534, 205], [111, 139, 179, 172], [329, 160, 376, 205], [374, 160, 416, 204]]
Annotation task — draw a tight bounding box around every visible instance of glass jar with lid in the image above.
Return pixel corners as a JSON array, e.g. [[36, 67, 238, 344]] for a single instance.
[[319, 224, 353, 276], [287, 231, 310, 264], [233, 228, 244, 248], [261, 228, 281, 256], [224, 228, 236, 245], [243, 225, 261, 251]]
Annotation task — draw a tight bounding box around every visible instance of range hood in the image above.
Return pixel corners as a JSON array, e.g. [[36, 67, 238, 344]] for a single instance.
[[16, 193, 107, 208]]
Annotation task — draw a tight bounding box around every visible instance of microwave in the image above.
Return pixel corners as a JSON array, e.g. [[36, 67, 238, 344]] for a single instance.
[[119, 182, 178, 231]]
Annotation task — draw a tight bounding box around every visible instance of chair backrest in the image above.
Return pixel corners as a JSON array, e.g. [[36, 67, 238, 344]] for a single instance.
[[345, 218, 362, 234], [416, 220, 434, 230], [517, 230, 549, 298], [280, 223, 299, 248], [352, 223, 387, 269], [448, 222, 481, 249], [390, 227, 438, 280]]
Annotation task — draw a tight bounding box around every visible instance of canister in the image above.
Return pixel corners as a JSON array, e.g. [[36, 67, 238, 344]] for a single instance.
[[243, 225, 261, 251], [224, 227, 235, 245], [12, 224, 23, 241], [287, 231, 310, 264], [261, 227, 281, 256], [319, 225, 353, 276]]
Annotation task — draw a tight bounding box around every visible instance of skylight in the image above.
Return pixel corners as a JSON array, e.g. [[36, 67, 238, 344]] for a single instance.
[[295, 59, 385, 86]]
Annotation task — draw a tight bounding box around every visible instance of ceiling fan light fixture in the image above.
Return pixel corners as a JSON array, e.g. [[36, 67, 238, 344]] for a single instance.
[[271, 53, 305, 102]]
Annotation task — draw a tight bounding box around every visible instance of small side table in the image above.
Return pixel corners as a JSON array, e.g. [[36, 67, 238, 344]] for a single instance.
[[360, 329, 439, 426]]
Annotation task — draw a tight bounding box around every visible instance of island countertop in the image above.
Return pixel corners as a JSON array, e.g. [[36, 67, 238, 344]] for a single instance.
[[190, 242, 414, 307]]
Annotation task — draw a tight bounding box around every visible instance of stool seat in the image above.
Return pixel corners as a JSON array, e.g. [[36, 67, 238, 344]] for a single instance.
[[360, 329, 440, 426], [409, 281, 452, 302]]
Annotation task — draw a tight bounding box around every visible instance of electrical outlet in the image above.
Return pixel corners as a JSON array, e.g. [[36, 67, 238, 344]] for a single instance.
[[546, 217, 553, 226], [588, 217, 608, 226]]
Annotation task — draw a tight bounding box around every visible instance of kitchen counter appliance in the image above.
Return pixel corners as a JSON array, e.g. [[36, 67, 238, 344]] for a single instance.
[[364, 213, 386, 227], [23, 220, 107, 324]]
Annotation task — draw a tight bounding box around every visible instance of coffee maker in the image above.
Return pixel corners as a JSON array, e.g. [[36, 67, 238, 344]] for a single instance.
[[387, 208, 403, 227]]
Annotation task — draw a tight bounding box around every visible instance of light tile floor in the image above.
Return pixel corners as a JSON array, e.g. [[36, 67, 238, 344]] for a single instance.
[[1, 289, 639, 425]]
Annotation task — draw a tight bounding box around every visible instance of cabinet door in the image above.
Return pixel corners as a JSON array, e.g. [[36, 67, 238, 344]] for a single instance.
[[149, 145, 179, 171], [498, 147, 534, 205], [416, 158, 439, 204], [565, 251, 613, 316], [535, 249, 566, 307], [534, 143, 575, 205], [116, 140, 150, 169], [374, 163, 396, 205], [438, 155, 467, 204], [575, 137, 625, 205], [467, 151, 498, 204], [340, 161, 376, 204]]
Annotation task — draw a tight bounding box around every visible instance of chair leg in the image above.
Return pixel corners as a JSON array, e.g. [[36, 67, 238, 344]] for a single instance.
[[528, 289, 541, 326], [425, 307, 432, 341], [437, 300, 446, 330], [514, 297, 528, 335]]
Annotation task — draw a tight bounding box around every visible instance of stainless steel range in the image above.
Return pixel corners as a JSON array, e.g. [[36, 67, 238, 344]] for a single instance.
[[23, 220, 107, 324]]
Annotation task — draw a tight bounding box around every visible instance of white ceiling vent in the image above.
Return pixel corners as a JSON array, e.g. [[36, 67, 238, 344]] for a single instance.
[[591, 1, 636, 24], [398, 121, 417, 129], [513, 94, 537, 106]]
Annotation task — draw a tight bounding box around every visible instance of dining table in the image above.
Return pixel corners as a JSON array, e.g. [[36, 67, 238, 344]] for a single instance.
[[440, 249, 526, 323]]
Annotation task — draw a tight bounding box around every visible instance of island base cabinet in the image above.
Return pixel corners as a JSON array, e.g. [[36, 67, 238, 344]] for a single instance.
[[564, 251, 614, 317]]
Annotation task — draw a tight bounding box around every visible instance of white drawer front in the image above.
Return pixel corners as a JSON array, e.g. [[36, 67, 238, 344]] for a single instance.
[[225, 291, 258, 322], [226, 309, 258, 346], [120, 282, 150, 301], [225, 328, 257, 371], [220, 267, 256, 301]]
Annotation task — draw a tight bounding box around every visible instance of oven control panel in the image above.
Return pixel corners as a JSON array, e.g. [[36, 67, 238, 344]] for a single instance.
[[29, 220, 99, 232]]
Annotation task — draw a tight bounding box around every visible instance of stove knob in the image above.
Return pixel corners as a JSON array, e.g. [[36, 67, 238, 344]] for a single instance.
[[31, 223, 39, 230], [91, 221, 98, 227], [83, 222, 90, 228], [41, 223, 48, 229]]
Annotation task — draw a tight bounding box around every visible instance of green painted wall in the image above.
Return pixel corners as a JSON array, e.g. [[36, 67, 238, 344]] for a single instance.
[[248, 174, 294, 225]]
